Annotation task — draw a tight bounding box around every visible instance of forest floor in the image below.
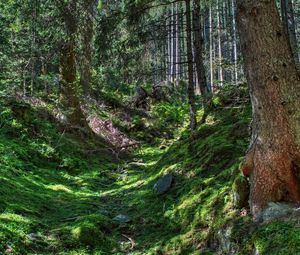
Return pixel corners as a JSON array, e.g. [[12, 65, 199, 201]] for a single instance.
[[1, 89, 300, 255]]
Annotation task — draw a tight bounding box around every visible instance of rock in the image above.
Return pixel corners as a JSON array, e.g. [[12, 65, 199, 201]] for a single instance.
[[153, 174, 173, 195], [260, 202, 299, 223], [26, 233, 43, 241], [113, 214, 131, 223], [215, 225, 239, 255], [117, 171, 128, 181], [72, 222, 104, 247], [217, 227, 232, 254]]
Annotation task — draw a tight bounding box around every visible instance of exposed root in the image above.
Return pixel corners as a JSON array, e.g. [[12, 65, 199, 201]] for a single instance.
[[240, 145, 255, 177]]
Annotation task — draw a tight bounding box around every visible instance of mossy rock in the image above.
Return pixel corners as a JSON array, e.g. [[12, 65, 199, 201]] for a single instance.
[[72, 222, 104, 247], [232, 175, 250, 208], [71, 214, 113, 248]]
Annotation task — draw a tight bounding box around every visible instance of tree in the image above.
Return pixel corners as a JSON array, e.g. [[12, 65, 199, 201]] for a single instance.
[[79, 0, 95, 96], [185, 0, 197, 130], [192, 0, 211, 123], [237, 0, 300, 220], [280, 0, 299, 69], [59, 0, 87, 127]]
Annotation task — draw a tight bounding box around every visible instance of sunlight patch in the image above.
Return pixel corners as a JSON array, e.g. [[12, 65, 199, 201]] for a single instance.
[[47, 184, 72, 193]]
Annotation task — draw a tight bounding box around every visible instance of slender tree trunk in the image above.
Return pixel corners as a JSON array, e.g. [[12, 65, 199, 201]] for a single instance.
[[209, 4, 214, 92], [217, 0, 224, 87], [175, 2, 179, 83], [281, 0, 299, 69], [192, 0, 212, 123], [185, 0, 197, 130], [231, 0, 238, 84], [80, 0, 94, 96], [30, 0, 38, 95], [169, 9, 172, 81], [237, 0, 300, 220]]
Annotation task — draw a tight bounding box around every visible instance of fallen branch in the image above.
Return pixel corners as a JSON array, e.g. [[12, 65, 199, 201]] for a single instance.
[[122, 234, 136, 249]]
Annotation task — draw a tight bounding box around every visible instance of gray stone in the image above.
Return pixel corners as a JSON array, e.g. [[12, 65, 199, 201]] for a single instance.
[[215, 226, 239, 255], [261, 202, 298, 222], [117, 171, 128, 181], [27, 233, 43, 241], [113, 214, 131, 223], [153, 174, 173, 195]]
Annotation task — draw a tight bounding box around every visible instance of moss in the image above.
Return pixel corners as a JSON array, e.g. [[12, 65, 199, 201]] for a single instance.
[[232, 175, 250, 209], [1, 86, 297, 255], [252, 221, 300, 255], [71, 222, 104, 247]]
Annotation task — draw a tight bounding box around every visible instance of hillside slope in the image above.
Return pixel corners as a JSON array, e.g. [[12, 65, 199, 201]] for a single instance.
[[0, 92, 300, 255]]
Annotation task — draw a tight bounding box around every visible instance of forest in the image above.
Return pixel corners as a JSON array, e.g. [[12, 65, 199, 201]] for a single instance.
[[1, 0, 300, 254]]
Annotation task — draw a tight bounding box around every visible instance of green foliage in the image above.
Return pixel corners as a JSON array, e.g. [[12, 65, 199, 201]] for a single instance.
[[151, 102, 188, 125], [252, 221, 300, 255]]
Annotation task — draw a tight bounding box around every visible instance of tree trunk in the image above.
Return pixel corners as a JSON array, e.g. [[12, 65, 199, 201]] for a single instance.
[[280, 0, 299, 70], [231, 0, 238, 84], [192, 0, 212, 122], [79, 0, 94, 96], [60, 0, 87, 127], [216, 0, 224, 87], [209, 4, 214, 92], [237, 0, 300, 220], [185, 0, 197, 130], [175, 2, 180, 84], [60, 43, 86, 126]]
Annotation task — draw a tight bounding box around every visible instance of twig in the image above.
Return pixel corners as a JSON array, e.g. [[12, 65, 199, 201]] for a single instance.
[[122, 234, 136, 249]]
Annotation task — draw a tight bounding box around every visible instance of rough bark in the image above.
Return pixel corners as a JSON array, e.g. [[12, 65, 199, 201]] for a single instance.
[[60, 43, 86, 126], [185, 0, 197, 130], [281, 0, 299, 70], [59, 0, 87, 127], [237, 0, 300, 220]]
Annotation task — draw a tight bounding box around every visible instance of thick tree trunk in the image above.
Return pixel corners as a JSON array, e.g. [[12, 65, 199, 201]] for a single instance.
[[237, 0, 300, 220], [59, 0, 87, 127], [186, 0, 197, 130], [60, 43, 86, 126]]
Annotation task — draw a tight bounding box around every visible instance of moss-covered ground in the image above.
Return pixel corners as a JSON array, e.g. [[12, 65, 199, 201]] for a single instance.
[[1, 93, 300, 254]]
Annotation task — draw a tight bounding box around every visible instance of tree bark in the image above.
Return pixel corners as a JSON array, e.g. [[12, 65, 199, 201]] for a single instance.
[[231, 0, 238, 84], [280, 0, 299, 70], [209, 4, 214, 92], [79, 0, 94, 96], [185, 0, 197, 130], [237, 0, 300, 220], [192, 0, 212, 123], [59, 0, 87, 127], [216, 0, 224, 87]]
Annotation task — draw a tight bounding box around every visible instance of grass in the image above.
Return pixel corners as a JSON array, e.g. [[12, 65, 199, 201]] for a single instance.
[[1, 95, 300, 254]]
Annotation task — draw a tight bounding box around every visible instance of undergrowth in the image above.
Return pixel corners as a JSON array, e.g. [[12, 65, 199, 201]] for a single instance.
[[0, 87, 300, 254]]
